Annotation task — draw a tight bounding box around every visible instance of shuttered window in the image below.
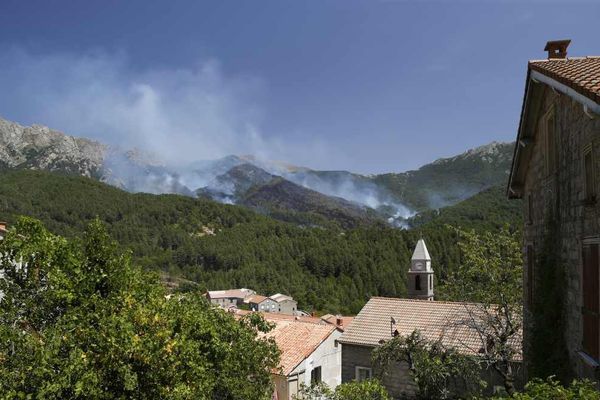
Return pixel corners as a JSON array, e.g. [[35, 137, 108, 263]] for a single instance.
[[582, 243, 599, 360]]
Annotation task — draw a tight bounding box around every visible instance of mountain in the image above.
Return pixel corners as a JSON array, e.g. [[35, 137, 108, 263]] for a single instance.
[[0, 117, 106, 177], [369, 141, 514, 211], [0, 116, 515, 227], [0, 168, 466, 314], [407, 184, 522, 232]]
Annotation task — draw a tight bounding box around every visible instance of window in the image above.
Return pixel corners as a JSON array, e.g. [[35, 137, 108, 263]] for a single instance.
[[415, 275, 421, 291], [584, 147, 596, 202], [429, 275, 433, 290], [526, 245, 535, 307], [355, 366, 372, 382], [545, 110, 558, 175], [582, 242, 599, 360], [310, 366, 322, 385]]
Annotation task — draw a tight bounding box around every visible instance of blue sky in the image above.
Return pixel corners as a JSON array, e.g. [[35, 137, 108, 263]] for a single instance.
[[1, 1, 598, 173]]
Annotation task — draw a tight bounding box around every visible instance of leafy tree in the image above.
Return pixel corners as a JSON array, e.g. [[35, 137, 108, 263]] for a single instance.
[[372, 330, 484, 399], [488, 377, 600, 400], [442, 226, 523, 396], [295, 380, 391, 400], [0, 217, 279, 399]]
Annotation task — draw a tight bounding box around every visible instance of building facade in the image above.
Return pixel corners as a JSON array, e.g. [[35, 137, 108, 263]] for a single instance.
[[206, 288, 255, 308], [266, 319, 342, 400], [247, 295, 279, 312], [270, 293, 298, 315], [508, 41, 600, 380]]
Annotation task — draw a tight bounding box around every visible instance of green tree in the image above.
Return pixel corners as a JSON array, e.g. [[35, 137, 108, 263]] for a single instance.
[[442, 226, 523, 396], [488, 377, 600, 400], [0, 217, 279, 399], [372, 330, 484, 399], [296, 380, 391, 400]]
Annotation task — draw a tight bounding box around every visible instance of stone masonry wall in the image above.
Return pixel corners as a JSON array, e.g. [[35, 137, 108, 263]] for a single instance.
[[522, 86, 600, 380]]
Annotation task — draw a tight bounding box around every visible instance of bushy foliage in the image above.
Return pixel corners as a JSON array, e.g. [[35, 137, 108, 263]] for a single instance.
[[489, 377, 600, 400], [372, 330, 484, 399], [0, 217, 279, 399], [296, 380, 391, 400], [442, 226, 523, 395]]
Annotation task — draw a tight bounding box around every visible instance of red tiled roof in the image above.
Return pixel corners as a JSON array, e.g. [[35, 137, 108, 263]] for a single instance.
[[529, 57, 600, 104], [338, 297, 522, 360], [264, 320, 336, 375]]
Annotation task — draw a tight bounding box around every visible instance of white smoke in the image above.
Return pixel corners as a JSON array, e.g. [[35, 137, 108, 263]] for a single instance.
[[0, 48, 270, 165]]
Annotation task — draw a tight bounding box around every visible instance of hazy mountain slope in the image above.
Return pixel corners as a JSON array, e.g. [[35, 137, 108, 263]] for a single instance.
[[0, 116, 515, 225], [370, 141, 514, 211], [240, 176, 382, 229], [408, 184, 522, 231]]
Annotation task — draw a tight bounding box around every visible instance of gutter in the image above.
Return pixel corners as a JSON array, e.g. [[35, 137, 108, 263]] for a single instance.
[[530, 70, 600, 115]]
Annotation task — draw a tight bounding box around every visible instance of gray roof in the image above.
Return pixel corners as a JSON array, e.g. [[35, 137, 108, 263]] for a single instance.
[[411, 239, 431, 261]]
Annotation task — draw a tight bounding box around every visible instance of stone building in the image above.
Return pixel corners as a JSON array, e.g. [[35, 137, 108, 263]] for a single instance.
[[206, 288, 255, 308], [508, 40, 600, 380], [338, 240, 522, 398], [270, 293, 298, 315], [246, 294, 279, 312]]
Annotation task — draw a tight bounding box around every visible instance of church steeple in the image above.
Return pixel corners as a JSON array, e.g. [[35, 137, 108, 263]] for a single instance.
[[407, 239, 434, 300]]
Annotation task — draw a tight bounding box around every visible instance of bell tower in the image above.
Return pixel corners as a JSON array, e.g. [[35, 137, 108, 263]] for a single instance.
[[407, 239, 434, 301]]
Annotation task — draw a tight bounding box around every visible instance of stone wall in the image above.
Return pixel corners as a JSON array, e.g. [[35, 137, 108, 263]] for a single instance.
[[522, 86, 600, 380], [341, 343, 416, 399]]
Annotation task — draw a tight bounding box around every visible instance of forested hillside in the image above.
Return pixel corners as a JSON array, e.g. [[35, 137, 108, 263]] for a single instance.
[[0, 169, 520, 314]]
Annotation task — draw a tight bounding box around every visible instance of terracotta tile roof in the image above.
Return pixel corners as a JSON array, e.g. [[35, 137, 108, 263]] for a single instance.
[[235, 309, 324, 325], [321, 314, 355, 332], [529, 57, 600, 104], [264, 319, 336, 375], [338, 297, 522, 360]]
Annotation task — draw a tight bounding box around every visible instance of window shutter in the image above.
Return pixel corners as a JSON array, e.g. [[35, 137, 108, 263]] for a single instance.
[[582, 243, 599, 360]]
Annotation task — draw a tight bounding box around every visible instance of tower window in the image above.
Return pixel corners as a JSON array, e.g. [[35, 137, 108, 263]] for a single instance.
[[429, 275, 432, 290], [415, 275, 421, 291]]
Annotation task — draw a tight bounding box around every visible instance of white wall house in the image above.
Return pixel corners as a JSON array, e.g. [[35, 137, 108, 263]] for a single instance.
[[266, 319, 342, 400]]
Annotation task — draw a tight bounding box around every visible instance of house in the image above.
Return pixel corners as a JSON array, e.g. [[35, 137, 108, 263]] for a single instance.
[[206, 288, 255, 308], [508, 40, 600, 380], [0, 221, 7, 240], [246, 294, 279, 312], [338, 240, 522, 398], [264, 317, 342, 400], [270, 293, 298, 315]]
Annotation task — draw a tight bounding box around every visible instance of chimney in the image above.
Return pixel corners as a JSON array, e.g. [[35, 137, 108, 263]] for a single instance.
[[0, 221, 6, 231], [544, 39, 571, 59], [336, 316, 343, 327]]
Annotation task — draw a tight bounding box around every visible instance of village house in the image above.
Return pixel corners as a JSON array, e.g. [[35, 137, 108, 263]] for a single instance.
[[508, 40, 600, 380], [270, 293, 298, 315], [265, 316, 342, 400], [338, 239, 523, 398], [206, 288, 255, 308], [246, 294, 279, 312]]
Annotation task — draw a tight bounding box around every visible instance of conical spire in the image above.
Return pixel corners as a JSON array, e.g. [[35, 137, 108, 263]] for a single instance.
[[411, 238, 431, 261]]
